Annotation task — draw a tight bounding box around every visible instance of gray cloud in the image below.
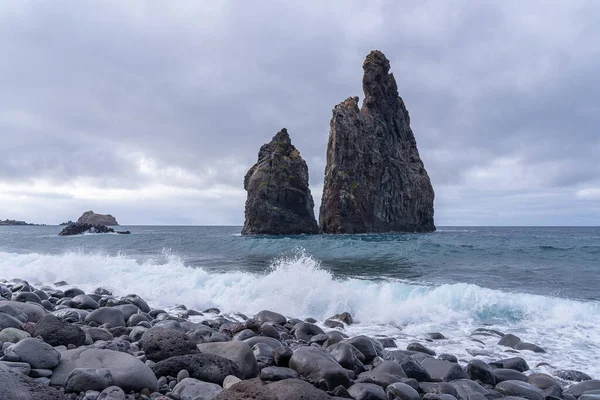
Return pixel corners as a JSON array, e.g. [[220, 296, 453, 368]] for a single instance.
[[0, 0, 599, 225]]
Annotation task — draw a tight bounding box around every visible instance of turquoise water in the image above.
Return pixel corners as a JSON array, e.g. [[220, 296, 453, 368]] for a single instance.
[[1, 225, 599, 376]]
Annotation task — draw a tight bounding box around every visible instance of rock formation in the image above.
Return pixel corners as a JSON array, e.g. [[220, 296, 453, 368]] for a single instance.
[[59, 223, 130, 236], [242, 128, 319, 235], [77, 210, 119, 226], [319, 50, 435, 233]]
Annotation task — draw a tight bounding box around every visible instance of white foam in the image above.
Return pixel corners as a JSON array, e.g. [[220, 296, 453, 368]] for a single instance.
[[1, 249, 599, 377]]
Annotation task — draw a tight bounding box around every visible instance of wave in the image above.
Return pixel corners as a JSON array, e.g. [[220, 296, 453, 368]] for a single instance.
[[0, 249, 597, 328]]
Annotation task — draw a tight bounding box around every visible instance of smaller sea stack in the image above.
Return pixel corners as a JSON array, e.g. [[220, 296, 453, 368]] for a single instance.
[[242, 128, 319, 235]]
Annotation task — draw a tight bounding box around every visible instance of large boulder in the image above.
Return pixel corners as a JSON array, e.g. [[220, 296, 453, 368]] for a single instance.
[[319, 50, 435, 233], [77, 210, 119, 226], [33, 314, 86, 347], [152, 353, 244, 385], [241, 128, 319, 235], [0, 363, 65, 400], [267, 378, 334, 399], [495, 380, 544, 400], [289, 346, 350, 390], [173, 378, 223, 400], [4, 338, 61, 369], [140, 328, 198, 362], [214, 379, 278, 400], [197, 341, 259, 379], [50, 348, 158, 392]]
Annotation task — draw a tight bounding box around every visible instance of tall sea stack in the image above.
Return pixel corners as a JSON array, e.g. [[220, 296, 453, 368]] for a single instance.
[[242, 128, 319, 235], [319, 50, 435, 233]]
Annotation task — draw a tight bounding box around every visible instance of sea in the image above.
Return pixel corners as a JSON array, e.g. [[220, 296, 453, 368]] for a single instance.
[[0, 226, 599, 378]]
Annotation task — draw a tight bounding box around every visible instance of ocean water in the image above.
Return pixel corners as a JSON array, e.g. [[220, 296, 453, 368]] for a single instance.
[[0, 226, 599, 378]]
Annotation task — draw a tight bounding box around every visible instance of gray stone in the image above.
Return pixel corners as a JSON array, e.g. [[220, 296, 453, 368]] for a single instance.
[[422, 358, 469, 382], [223, 374, 242, 389], [11, 292, 42, 304], [0, 360, 31, 375], [267, 378, 334, 399], [122, 294, 151, 313], [29, 368, 53, 378], [152, 353, 244, 385], [173, 377, 223, 400], [214, 378, 278, 400], [33, 314, 86, 347], [407, 342, 436, 356], [51, 347, 158, 392], [70, 294, 99, 310], [141, 327, 198, 362], [555, 370, 592, 382], [112, 304, 140, 320], [0, 312, 23, 330], [348, 382, 387, 400], [4, 338, 61, 369], [449, 379, 489, 400], [242, 129, 319, 235], [0, 327, 31, 343], [289, 346, 350, 390], [495, 381, 544, 400], [387, 382, 421, 400], [466, 359, 495, 385], [197, 341, 258, 379], [490, 357, 529, 372], [342, 335, 379, 363], [293, 322, 325, 342], [320, 50, 435, 234], [260, 366, 299, 381], [494, 368, 528, 383], [85, 307, 126, 327], [565, 380, 600, 398], [0, 363, 64, 400], [98, 385, 126, 400], [65, 367, 113, 392]]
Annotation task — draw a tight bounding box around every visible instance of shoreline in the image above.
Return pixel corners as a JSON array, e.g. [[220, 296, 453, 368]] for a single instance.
[[0, 278, 598, 399]]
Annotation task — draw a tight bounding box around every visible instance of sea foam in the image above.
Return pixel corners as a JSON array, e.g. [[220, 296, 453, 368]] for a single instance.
[[1, 249, 599, 377]]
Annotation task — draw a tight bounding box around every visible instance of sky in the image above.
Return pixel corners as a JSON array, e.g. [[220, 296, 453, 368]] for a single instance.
[[1, 0, 599, 226]]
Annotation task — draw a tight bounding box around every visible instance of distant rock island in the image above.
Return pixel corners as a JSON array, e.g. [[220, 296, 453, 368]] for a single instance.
[[242, 128, 319, 235], [77, 211, 119, 226], [59, 223, 130, 236], [0, 219, 44, 226], [319, 50, 435, 233]]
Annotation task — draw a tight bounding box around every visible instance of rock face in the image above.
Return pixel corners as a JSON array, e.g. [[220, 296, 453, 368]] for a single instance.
[[77, 210, 119, 226], [319, 50, 435, 233], [242, 128, 319, 235]]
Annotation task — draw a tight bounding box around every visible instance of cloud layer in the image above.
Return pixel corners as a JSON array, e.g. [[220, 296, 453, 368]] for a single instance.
[[1, 0, 599, 225]]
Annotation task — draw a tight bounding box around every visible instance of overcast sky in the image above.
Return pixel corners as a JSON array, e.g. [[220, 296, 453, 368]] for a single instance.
[[1, 1, 599, 226]]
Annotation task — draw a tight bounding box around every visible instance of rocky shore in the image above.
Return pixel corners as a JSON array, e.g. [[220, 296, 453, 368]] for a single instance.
[[0, 278, 597, 400]]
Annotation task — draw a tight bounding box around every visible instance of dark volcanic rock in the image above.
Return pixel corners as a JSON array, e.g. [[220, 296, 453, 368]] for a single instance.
[[59, 223, 115, 236], [152, 353, 244, 385], [33, 314, 86, 347], [0, 364, 65, 400], [242, 128, 319, 235], [140, 328, 198, 362], [319, 50, 435, 233], [77, 210, 119, 225]]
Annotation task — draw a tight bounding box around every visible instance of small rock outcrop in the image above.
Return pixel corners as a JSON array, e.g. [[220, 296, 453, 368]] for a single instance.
[[319, 50, 435, 233], [58, 223, 130, 236], [242, 128, 319, 235], [77, 210, 119, 226]]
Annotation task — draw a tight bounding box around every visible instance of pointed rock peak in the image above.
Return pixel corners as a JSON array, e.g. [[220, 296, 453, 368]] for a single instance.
[[243, 129, 319, 235], [362, 50, 398, 109], [363, 50, 390, 75], [272, 128, 291, 145]]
